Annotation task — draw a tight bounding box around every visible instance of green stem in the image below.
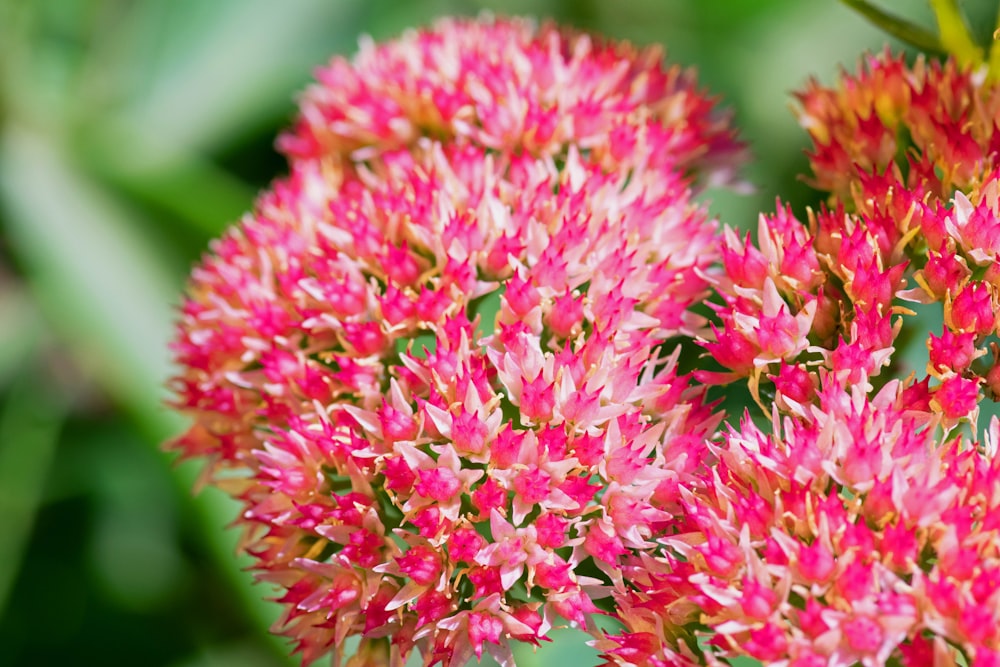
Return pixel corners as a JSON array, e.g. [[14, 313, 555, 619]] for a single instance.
[[838, 0, 946, 55], [929, 0, 984, 67], [988, 1, 1000, 80]]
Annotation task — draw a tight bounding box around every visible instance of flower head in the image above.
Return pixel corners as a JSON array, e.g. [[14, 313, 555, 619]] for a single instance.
[[605, 377, 1000, 666], [796, 51, 1000, 203], [169, 16, 740, 666], [601, 50, 1000, 667]]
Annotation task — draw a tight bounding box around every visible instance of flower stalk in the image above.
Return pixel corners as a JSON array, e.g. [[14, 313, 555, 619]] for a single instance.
[[837, 0, 945, 55], [929, 0, 984, 66], [989, 8, 1000, 79]]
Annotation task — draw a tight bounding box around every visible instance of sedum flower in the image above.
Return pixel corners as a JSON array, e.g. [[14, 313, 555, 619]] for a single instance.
[[168, 16, 741, 667], [601, 50, 1000, 666], [796, 51, 1000, 204], [699, 52, 1000, 426], [603, 377, 1000, 666]]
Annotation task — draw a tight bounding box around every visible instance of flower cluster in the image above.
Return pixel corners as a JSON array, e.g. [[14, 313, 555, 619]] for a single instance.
[[169, 15, 1000, 667], [797, 52, 1000, 203], [600, 51, 1000, 666], [604, 379, 1000, 667], [168, 16, 741, 667]]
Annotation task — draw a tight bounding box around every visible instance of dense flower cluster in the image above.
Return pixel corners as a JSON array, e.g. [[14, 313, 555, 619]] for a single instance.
[[168, 16, 742, 667], [170, 16, 1000, 667], [605, 380, 1000, 667], [600, 51, 1000, 667], [797, 51, 1000, 203]]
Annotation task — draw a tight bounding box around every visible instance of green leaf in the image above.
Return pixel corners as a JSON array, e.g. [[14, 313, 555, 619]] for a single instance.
[[0, 364, 66, 614], [0, 124, 295, 664], [509, 627, 603, 667], [0, 284, 42, 390], [81, 128, 257, 237], [114, 0, 368, 157], [0, 125, 182, 416]]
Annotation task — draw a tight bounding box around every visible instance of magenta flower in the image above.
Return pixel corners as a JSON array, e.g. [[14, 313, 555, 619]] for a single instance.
[[603, 377, 1000, 666], [599, 50, 1000, 666], [169, 14, 1000, 667], [168, 16, 741, 666], [796, 51, 1000, 203]]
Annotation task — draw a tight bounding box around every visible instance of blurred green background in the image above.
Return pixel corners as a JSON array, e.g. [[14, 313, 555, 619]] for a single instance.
[[0, 1, 989, 666]]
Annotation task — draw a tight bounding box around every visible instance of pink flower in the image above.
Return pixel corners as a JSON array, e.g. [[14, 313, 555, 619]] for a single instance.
[[168, 15, 739, 667], [796, 51, 1000, 202], [744, 623, 789, 662], [170, 17, 1000, 667], [607, 373, 1000, 664], [797, 539, 836, 584], [928, 329, 979, 374], [931, 374, 981, 421], [949, 281, 996, 337]]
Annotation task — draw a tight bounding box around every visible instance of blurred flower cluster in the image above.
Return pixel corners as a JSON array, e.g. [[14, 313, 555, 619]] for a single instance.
[[168, 9, 1000, 667]]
